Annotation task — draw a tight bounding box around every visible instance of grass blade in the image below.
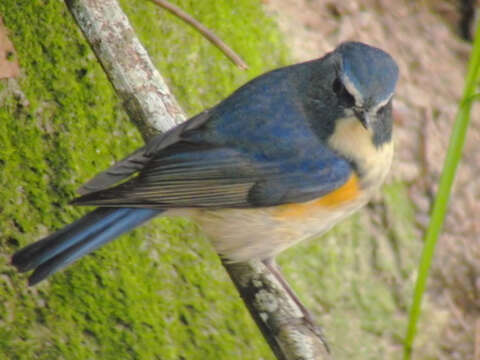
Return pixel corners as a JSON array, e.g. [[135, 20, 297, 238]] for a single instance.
[[403, 20, 480, 360]]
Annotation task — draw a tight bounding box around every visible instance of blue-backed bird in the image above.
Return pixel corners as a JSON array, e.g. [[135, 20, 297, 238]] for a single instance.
[[12, 42, 399, 299]]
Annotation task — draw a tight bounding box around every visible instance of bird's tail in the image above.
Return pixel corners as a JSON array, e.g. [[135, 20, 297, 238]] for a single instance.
[[11, 207, 160, 286]]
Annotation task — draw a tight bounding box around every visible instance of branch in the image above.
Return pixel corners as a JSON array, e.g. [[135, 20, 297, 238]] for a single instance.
[[66, 0, 186, 140], [226, 261, 331, 360], [65, 0, 331, 358], [149, 0, 248, 70]]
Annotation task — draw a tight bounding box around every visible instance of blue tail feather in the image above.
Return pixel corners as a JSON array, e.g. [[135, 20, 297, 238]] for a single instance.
[[11, 207, 160, 285]]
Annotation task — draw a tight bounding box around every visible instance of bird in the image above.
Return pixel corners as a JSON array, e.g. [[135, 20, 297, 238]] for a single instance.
[[12, 42, 399, 302]]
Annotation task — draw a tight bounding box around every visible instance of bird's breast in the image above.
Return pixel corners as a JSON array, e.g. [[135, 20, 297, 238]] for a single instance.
[[272, 174, 360, 219]]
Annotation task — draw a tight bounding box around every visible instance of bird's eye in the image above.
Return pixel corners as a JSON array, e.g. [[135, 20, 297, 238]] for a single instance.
[[332, 77, 355, 106], [332, 77, 344, 95]]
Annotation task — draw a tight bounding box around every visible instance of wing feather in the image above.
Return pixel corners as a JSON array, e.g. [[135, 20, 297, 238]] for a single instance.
[[73, 141, 353, 209], [76, 109, 212, 195], [73, 95, 353, 209]]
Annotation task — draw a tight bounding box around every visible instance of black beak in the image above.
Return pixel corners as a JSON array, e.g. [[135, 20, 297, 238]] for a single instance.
[[354, 109, 368, 129]]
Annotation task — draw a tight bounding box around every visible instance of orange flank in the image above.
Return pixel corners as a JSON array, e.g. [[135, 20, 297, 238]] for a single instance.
[[274, 174, 360, 219]]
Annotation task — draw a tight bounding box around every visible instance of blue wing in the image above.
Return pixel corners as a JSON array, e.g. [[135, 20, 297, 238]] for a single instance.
[[74, 65, 353, 208], [74, 142, 352, 208]]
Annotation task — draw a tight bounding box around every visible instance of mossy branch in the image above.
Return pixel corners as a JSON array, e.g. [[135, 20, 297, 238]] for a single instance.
[[66, 0, 185, 140], [64, 0, 331, 358]]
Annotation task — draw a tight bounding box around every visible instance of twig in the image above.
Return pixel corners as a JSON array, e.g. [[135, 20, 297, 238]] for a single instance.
[[149, 0, 248, 70], [64, 0, 330, 358], [475, 318, 480, 360]]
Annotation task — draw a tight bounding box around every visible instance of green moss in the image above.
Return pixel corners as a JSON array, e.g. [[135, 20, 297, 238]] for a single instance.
[[0, 1, 287, 359]]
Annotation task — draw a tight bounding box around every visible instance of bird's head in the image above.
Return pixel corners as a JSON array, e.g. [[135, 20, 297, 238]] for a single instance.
[[331, 41, 399, 147]]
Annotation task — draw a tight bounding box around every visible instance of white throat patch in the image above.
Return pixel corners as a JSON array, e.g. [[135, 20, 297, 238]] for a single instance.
[[327, 116, 393, 190]]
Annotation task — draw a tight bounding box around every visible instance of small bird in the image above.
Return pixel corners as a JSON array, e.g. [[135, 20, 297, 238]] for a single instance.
[[12, 42, 399, 298]]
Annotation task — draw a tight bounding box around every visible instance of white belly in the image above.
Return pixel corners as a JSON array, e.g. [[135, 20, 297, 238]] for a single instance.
[[191, 194, 368, 262]]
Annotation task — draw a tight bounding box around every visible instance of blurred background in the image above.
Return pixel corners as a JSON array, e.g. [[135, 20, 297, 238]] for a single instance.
[[0, 0, 478, 359]]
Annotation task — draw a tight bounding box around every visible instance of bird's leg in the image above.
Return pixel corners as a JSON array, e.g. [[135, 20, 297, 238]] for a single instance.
[[262, 258, 317, 327], [262, 258, 329, 351]]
